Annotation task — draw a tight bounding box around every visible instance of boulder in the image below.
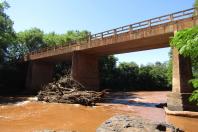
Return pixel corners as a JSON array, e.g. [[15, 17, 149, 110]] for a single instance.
[[97, 115, 184, 132]]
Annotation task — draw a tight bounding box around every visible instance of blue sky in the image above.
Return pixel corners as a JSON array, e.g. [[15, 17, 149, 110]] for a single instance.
[[6, 0, 195, 65]]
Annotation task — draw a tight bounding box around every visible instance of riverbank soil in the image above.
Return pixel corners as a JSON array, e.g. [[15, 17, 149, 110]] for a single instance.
[[0, 91, 198, 132]]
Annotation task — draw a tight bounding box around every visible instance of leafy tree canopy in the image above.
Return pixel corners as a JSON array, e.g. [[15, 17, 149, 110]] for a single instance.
[[195, 0, 198, 8], [43, 30, 89, 47], [0, 1, 15, 63], [170, 26, 198, 57], [17, 28, 45, 52]]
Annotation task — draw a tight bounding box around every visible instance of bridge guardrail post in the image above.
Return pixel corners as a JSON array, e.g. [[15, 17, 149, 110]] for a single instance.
[[101, 33, 103, 40], [148, 20, 151, 27], [113, 29, 116, 36], [195, 8, 198, 16], [129, 25, 133, 32], [169, 14, 174, 21], [88, 33, 91, 44]]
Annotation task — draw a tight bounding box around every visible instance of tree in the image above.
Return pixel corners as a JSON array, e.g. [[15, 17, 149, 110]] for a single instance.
[[149, 62, 170, 89], [99, 55, 118, 89], [99, 56, 170, 91], [117, 62, 139, 91], [17, 28, 45, 52], [171, 27, 198, 58], [64, 30, 89, 42], [43, 32, 60, 47], [195, 0, 198, 8], [43, 30, 90, 47], [167, 50, 173, 86], [0, 1, 15, 63]]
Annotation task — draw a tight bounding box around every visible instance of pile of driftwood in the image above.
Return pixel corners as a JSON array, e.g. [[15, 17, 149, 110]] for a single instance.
[[37, 73, 104, 106]]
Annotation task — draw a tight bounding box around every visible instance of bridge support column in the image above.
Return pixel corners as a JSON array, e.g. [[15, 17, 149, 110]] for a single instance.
[[167, 48, 198, 111], [26, 62, 53, 93], [71, 52, 99, 90]]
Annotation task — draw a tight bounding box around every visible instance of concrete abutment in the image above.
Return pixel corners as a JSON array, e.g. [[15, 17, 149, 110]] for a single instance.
[[167, 48, 198, 111]]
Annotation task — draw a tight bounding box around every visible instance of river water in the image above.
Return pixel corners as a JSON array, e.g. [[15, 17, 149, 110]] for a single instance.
[[0, 91, 197, 132]]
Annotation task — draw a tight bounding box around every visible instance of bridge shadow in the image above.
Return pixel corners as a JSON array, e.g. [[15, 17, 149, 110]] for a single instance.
[[102, 92, 164, 108]]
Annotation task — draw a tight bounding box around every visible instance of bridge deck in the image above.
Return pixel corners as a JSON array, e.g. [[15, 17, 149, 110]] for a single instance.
[[24, 8, 198, 63]]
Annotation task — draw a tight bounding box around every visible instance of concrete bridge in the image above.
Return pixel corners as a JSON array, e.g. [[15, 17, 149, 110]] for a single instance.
[[24, 8, 198, 111]]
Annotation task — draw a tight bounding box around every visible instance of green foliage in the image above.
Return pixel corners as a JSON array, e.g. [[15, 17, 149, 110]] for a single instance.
[[189, 79, 198, 105], [43, 30, 89, 47], [189, 90, 198, 105], [99, 56, 170, 91], [170, 26, 198, 57], [17, 28, 45, 52], [194, 0, 198, 8], [191, 79, 198, 88], [149, 62, 170, 88], [117, 62, 139, 90], [138, 62, 170, 90], [64, 30, 89, 42], [99, 55, 118, 88], [166, 49, 173, 86], [0, 1, 15, 63], [7, 43, 28, 62], [192, 56, 198, 78], [43, 32, 64, 47]]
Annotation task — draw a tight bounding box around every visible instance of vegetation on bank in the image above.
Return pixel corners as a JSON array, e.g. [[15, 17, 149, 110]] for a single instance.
[[99, 56, 171, 91], [0, 1, 15, 63]]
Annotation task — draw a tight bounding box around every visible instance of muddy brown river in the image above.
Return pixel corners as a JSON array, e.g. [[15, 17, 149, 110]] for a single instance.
[[0, 91, 197, 132]]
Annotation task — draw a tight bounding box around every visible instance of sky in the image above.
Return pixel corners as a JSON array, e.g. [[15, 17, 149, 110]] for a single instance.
[[5, 0, 195, 65]]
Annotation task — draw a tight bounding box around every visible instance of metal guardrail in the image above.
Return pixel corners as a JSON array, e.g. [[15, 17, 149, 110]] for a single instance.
[[27, 8, 197, 56]]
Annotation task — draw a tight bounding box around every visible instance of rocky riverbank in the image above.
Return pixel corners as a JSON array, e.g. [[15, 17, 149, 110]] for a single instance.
[[97, 115, 184, 132]]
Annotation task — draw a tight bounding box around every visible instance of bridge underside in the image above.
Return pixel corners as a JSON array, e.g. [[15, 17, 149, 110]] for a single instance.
[[81, 33, 171, 56]]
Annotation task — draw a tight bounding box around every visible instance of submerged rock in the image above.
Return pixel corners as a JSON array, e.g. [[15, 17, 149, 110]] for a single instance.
[[97, 115, 184, 132]]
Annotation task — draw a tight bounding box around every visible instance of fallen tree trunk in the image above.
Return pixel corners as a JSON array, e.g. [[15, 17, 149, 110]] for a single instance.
[[37, 73, 104, 106]]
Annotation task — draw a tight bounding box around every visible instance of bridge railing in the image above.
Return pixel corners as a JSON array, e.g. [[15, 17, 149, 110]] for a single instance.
[[28, 39, 87, 56], [91, 8, 196, 40], [26, 8, 197, 57]]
